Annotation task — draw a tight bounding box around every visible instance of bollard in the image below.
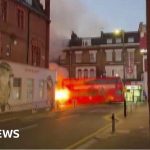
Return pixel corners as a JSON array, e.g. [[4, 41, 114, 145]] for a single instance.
[[73, 99, 76, 108], [124, 100, 127, 117], [112, 113, 115, 133]]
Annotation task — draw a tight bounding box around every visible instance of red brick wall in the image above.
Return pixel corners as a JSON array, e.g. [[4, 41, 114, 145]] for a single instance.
[[28, 13, 47, 67], [0, 0, 50, 68]]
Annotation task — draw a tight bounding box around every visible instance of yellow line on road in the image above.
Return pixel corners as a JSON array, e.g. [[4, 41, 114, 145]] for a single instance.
[[0, 117, 17, 122], [66, 123, 112, 149], [67, 110, 123, 149]]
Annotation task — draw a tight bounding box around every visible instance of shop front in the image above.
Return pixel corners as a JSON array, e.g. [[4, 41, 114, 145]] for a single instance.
[[125, 85, 143, 102]]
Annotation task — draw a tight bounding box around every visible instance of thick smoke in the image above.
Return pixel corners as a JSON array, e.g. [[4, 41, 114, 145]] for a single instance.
[[41, 0, 107, 60]]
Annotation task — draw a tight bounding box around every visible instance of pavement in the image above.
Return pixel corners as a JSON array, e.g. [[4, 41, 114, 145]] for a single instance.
[[0, 102, 150, 149], [76, 102, 150, 149]]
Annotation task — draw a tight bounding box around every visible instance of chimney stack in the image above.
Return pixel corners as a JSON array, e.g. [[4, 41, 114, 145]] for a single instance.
[[45, 0, 50, 19]]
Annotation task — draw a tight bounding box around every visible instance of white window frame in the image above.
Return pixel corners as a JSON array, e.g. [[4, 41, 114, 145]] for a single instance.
[[82, 39, 91, 46], [126, 48, 136, 79], [90, 69, 95, 78], [107, 38, 112, 44], [105, 65, 124, 79], [27, 79, 34, 101], [13, 78, 22, 100], [89, 50, 97, 63], [115, 49, 122, 61], [39, 80, 44, 99], [106, 50, 113, 61], [75, 51, 82, 63], [116, 38, 121, 43], [127, 48, 135, 64], [128, 37, 134, 43], [76, 67, 96, 78]]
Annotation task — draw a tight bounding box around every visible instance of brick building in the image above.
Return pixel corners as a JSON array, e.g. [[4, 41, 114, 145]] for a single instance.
[[60, 23, 145, 83], [0, 0, 50, 68]]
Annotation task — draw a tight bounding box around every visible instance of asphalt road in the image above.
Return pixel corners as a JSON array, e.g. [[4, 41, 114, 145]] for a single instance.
[[0, 103, 124, 149]]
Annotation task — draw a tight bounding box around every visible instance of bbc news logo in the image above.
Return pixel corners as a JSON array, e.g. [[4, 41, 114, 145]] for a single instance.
[[0, 130, 20, 138]]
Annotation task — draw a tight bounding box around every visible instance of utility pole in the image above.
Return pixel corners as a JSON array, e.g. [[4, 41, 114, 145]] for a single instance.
[[146, 0, 150, 130], [114, 29, 127, 117]]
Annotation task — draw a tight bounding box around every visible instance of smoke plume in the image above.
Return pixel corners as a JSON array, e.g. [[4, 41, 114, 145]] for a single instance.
[[41, 0, 107, 60]]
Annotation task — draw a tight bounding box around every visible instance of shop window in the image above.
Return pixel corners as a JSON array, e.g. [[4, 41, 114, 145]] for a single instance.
[[27, 79, 34, 101], [39, 80, 44, 99], [13, 78, 22, 100]]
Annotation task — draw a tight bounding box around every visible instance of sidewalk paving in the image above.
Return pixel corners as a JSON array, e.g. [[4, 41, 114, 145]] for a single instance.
[[79, 102, 150, 149]]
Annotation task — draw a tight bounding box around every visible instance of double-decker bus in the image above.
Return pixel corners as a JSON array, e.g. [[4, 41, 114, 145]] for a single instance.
[[62, 77, 125, 105]]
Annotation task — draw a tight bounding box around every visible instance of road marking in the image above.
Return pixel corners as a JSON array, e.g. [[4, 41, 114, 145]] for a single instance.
[[19, 124, 38, 131], [0, 117, 17, 122], [77, 139, 96, 149], [67, 109, 123, 149], [56, 114, 79, 121], [66, 123, 112, 149]]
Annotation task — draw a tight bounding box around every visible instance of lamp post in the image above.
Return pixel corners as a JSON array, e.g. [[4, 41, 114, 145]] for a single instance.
[[114, 29, 127, 117]]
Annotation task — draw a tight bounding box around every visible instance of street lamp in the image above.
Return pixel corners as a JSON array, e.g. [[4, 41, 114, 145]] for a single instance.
[[114, 29, 127, 117]]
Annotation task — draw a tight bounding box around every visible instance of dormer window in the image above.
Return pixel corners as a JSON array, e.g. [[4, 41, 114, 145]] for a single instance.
[[128, 37, 134, 43], [107, 38, 112, 44], [25, 0, 32, 5], [82, 39, 91, 46]]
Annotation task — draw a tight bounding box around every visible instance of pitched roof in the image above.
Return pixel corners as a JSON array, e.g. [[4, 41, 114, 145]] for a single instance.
[[16, 0, 49, 20]]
